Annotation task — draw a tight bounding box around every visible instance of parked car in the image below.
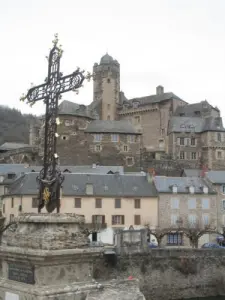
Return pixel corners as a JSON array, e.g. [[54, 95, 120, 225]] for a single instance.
[[201, 243, 224, 249]]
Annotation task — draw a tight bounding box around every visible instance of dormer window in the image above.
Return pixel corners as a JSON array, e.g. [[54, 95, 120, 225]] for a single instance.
[[7, 173, 16, 180], [203, 186, 208, 194], [86, 183, 93, 195], [189, 186, 195, 194], [172, 185, 178, 193]]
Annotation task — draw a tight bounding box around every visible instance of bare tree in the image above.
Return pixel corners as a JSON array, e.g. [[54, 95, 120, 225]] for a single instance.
[[145, 217, 219, 248], [178, 217, 218, 248], [0, 216, 18, 243], [144, 224, 177, 247]]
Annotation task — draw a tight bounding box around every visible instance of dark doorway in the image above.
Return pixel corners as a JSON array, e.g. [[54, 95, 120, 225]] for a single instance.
[[92, 232, 97, 242]]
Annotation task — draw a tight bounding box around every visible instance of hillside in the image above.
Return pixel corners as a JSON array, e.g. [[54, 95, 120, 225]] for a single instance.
[[0, 106, 37, 145]]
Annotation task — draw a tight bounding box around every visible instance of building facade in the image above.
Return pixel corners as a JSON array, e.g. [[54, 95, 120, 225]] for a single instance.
[[154, 176, 218, 246], [205, 171, 225, 232], [168, 101, 225, 169], [2, 172, 158, 244]]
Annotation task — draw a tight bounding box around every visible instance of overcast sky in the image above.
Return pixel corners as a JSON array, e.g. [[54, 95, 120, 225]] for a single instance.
[[1, 0, 225, 117]]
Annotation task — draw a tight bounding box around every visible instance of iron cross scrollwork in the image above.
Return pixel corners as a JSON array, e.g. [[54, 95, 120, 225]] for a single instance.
[[20, 34, 91, 213]]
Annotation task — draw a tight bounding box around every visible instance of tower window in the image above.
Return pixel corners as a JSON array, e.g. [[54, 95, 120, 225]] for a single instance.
[[134, 116, 141, 125], [107, 104, 111, 110], [107, 115, 110, 120], [123, 145, 128, 152], [107, 78, 111, 83], [217, 133, 222, 142]]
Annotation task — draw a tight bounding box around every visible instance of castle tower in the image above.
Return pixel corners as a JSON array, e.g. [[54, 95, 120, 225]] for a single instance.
[[93, 53, 120, 120]]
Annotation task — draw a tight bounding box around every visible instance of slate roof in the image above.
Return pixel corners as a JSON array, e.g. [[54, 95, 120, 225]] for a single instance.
[[0, 164, 123, 176], [58, 100, 94, 119], [182, 169, 201, 177], [100, 53, 114, 64], [85, 120, 139, 134], [174, 101, 219, 117], [154, 176, 216, 194], [206, 171, 225, 184], [6, 172, 158, 197], [0, 143, 32, 151], [168, 116, 225, 133], [61, 165, 124, 174], [125, 92, 184, 107]]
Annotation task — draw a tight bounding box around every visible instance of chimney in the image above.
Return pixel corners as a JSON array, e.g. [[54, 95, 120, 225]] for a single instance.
[[146, 168, 156, 183], [156, 85, 164, 95]]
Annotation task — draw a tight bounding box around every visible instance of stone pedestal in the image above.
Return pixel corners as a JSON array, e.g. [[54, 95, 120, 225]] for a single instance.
[[0, 213, 100, 300], [0, 213, 145, 300]]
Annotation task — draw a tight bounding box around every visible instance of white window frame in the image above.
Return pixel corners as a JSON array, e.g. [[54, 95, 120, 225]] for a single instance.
[[128, 135, 135, 143], [111, 134, 119, 142], [202, 198, 210, 209], [222, 200, 225, 210], [188, 214, 196, 226], [171, 198, 179, 209], [171, 214, 178, 226], [179, 137, 185, 145], [179, 152, 185, 160], [222, 185, 225, 194], [95, 145, 102, 152], [188, 198, 196, 209], [123, 145, 128, 152], [217, 150, 223, 160], [191, 152, 197, 160], [202, 214, 209, 226], [94, 134, 102, 142], [191, 137, 196, 146]]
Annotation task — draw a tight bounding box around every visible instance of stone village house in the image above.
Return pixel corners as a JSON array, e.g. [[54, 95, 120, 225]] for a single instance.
[[0, 164, 124, 208], [154, 176, 218, 246], [2, 171, 158, 244], [182, 169, 225, 234], [1, 165, 221, 247]]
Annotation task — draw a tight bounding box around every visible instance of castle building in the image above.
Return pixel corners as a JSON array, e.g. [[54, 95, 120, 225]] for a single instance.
[[28, 53, 225, 172], [168, 101, 225, 169]]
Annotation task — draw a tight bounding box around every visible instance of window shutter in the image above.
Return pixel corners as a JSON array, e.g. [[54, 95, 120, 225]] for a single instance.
[[102, 215, 105, 224], [122, 215, 125, 225]]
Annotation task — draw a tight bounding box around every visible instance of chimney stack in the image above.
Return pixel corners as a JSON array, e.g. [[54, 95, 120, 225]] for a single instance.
[[156, 85, 164, 95]]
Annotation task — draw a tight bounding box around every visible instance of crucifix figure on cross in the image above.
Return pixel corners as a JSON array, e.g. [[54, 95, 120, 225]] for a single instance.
[[20, 34, 91, 213]]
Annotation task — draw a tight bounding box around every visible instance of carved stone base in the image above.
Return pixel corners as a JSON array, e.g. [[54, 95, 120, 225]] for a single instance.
[[0, 213, 145, 299], [2, 213, 89, 250]]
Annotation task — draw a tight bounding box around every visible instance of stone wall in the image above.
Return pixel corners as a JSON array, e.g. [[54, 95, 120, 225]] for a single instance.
[[93, 249, 225, 300]]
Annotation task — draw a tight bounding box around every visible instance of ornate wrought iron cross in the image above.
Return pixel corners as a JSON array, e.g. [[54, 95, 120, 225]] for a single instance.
[[20, 34, 89, 213]]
